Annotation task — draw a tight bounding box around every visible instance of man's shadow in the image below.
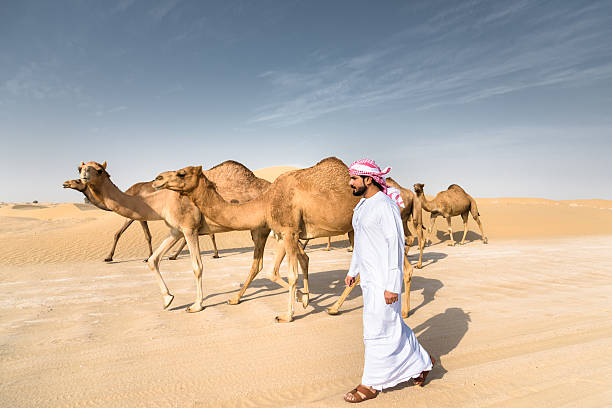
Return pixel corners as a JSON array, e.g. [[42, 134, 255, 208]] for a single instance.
[[384, 307, 470, 393], [414, 307, 470, 384]]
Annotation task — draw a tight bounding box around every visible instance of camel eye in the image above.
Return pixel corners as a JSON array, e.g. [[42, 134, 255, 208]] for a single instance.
[[97, 169, 103, 174], [177, 173, 185, 179]]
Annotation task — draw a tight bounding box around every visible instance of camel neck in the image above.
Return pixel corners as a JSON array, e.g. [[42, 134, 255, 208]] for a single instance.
[[188, 178, 267, 231], [88, 177, 159, 221], [417, 192, 435, 212], [83, 185, 111, 211]]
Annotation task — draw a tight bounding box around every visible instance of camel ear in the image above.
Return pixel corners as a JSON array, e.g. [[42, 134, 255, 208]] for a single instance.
[[80, 161, 85, 166], [101, 161, 107, 169], [195, 165, 202, 174]]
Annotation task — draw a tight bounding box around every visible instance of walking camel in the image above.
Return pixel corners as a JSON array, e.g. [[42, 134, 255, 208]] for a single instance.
[[78, 160, 271, 312], [413, 183, 488, 246], [153, 157, 414, 322], [326, 177, 422, 317], [63, 178, 218, 261]]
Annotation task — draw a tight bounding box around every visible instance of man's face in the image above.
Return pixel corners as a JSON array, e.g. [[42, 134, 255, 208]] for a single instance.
[[350, 175, 368, 196]]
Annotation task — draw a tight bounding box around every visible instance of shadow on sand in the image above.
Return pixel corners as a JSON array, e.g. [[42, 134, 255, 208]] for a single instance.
[[428, 230, 484, 246]]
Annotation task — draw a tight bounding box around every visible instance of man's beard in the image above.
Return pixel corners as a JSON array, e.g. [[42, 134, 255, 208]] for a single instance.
[[352, 185, 366, 196]]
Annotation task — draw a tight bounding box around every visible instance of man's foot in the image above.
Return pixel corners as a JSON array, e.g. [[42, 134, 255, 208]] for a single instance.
[[414, 356, 435, 387], [343, 384, 378, 403]]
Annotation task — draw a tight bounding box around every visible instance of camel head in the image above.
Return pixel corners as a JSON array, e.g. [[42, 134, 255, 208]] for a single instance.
[[79, 161, 109, 185], [62, 179, 86, 191], [413, 183, 425, 195], [153, 166, 203, 194]]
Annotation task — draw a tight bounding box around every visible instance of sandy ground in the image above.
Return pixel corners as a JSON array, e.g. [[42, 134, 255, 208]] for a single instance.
[[1, 180, 612, 407]]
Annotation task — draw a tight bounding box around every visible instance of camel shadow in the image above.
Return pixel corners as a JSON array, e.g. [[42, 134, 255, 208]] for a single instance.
[[408, 251, 447, 268], [405, 276, 444, 317], [432, 230, 484, 245]]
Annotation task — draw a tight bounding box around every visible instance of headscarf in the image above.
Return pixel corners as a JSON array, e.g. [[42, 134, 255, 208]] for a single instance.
[[348, 159, 404, 208]]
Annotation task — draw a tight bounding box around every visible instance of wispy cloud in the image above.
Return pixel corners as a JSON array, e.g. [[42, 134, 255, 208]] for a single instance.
[[95, 105, 128, 116], [149, 0, 182, 21], [251, 1, 612, 126], [1, 61, 82, 101]]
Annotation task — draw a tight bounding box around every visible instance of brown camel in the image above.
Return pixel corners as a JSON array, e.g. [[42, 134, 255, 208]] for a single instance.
[[326, 177, 423, 317], [153, 157, 414, 322], [413, 183, 488, 246], [62, 178, 217, 261], [78, 160, 270, 312]]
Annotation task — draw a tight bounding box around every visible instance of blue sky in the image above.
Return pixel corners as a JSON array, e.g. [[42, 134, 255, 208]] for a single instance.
[[1, 0, 611, 202]]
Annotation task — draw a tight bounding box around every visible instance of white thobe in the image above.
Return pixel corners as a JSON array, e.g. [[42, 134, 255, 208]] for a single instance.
[[348, 191, 432, 390]]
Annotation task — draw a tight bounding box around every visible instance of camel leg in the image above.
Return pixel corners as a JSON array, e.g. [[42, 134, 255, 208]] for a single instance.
[[146, 230, 182, 309], [228, 228, 270, 305], [269, 239, 290, 289], [104, 218, 134, 262], [460, 213, 469, 245], [139, 221, 153, 262], [325, 236, 331, 251], [446, 217, 455, 246], [295, 242, 310, 308], [168, 238, 186, 260], [401, 251, 413, 318], [326, 275, 360, 315], [347, 230, 354, 252], [276, 233, 299, 323], [183, 229, 204, 313], [474, 215, 488, 244], [301, 239, 310, 250], [209, 234, 220, 258], [427, 215, 438, 245], [412, 218, 424, 269]]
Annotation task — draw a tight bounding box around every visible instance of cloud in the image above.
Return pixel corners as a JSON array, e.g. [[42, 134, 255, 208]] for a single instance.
[[95, 106, 128, 117], [149, 0, 182, 21], [1, 61, 82, 101], [251, 1, 612, 126]]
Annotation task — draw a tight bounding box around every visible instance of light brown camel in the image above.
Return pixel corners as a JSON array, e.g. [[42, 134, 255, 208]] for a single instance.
[[326, 177, 423, 317], [62, 178, 216, 261], [153, 157, 414, 322], [78, 160, 271, 312], [413, 183, 488, 246]]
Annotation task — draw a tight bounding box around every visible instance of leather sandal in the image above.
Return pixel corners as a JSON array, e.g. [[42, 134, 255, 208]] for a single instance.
[[414, 356, 435, 387], [344, 384, 379, 403]]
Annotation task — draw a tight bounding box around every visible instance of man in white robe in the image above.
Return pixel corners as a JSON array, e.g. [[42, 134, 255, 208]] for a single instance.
[[343, 159, 434, 403]]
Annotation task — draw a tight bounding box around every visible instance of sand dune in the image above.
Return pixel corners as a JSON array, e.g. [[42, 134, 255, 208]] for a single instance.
[[1, 167, 611, 407]]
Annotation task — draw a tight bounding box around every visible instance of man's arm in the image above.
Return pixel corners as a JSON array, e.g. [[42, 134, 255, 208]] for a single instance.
[[346, 244, 359, 286], [381, 204, 404, 298]]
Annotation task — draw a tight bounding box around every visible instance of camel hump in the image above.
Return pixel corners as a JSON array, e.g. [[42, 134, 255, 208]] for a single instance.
[[207, 160, 259, 182], [315, 156, 346, 167], [447, 184, 465, 193]]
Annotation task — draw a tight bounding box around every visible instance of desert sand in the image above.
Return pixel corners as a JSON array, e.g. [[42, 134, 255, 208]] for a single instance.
[[1, 169, 611, 407]]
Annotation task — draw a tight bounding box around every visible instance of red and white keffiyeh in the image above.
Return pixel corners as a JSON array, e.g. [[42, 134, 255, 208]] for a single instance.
[[348, 159, 404, 208]]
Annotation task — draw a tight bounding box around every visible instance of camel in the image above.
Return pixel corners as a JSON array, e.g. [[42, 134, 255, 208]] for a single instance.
[[326, 177, 424, 317], [62, 178, 217, 261], [413, 183, 488, 246], [153, 157, 414, 322], [78, 160, 271, 312]]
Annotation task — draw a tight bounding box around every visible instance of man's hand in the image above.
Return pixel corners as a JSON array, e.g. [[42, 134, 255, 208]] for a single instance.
[[345, 275, 356, 287], [384, 290, 398, 304]]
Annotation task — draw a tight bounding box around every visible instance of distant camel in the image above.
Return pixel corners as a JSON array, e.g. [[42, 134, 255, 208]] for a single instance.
[[78, 160, 270, 312], [154, 157, 414, 322], [413, 183, 487, 246], [62, 178, 217, 261]]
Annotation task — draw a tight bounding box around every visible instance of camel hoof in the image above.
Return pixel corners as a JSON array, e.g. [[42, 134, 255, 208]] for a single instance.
[[104, 257, 112, 262], [416, 264, 423, 269], [402, 311, 409, 319], [227, 298, 240, 305], [163, 294, 174, 309], [168, 256, 177, 261], [186, 302, 204, 313], [326, 307, 339, 315], [212, 255, 220, 259], [275, 314, 293, 323], [483, 238, 488, 244], [347, 248, 353, 252], [447, 242, 455, 246], [296, 291, 309, 308]]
